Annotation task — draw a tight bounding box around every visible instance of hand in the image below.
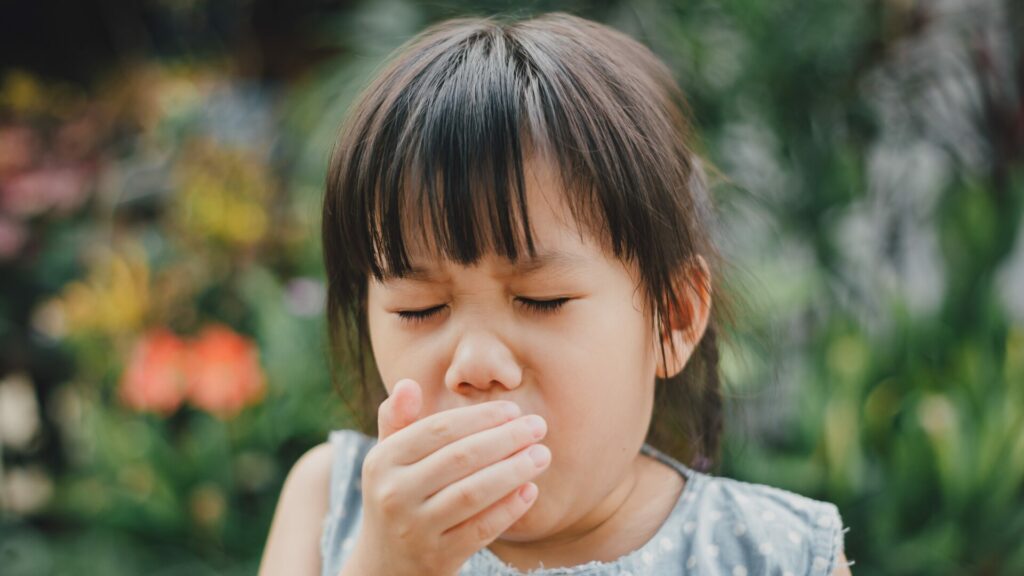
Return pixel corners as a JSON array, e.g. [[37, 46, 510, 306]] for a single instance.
[[341, 379, 550, 576]]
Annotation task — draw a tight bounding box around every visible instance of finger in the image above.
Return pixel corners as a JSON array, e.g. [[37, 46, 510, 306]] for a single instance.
[[441, 482, 539, 555], [408, 413, 546, 499], [377, 378, 423, 442], [384, 400, 522, 465], [424, 442, 550, 530]]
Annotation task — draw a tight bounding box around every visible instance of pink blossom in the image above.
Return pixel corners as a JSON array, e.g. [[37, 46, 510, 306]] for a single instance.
[[1, 166, 89, 217]]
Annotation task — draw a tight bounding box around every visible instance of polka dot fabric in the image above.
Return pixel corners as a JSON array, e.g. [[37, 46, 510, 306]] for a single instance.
[[319, 430, 849, 576]]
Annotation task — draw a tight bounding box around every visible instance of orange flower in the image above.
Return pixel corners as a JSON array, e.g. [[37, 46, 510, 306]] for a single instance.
[[119, 329, 188, 415], [185, 324, 266, 419]]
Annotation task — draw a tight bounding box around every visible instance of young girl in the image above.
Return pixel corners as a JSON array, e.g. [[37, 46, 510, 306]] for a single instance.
[[260, 12, 852, 576]]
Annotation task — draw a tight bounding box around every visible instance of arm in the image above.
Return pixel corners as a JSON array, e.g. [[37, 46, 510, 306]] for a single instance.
[[258, 442, 334, 576]]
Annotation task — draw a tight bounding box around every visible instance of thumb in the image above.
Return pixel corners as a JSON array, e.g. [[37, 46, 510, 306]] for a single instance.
[[377, 378, 423, 441]]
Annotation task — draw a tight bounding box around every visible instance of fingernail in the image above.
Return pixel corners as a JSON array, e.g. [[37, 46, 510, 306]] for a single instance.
[[392, 379, 410, 395], [524, 415, 546, 439], [519, 482, 538, 503], [503, 402, 522, 418], [528, 444, 550, 467]]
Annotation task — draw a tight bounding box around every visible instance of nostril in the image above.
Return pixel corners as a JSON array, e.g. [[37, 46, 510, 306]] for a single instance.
[[455, 379, 499, 391]]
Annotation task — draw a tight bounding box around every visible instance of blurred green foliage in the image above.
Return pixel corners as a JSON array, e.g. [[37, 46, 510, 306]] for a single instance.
[[0, 1, 1021, 575]]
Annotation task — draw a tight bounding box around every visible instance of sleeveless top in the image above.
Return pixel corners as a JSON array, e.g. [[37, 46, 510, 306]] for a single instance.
[[319, 429, 849, 576]]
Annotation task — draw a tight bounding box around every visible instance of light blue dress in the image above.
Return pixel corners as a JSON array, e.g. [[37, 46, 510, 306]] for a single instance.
[[320, 429, 850, 575]]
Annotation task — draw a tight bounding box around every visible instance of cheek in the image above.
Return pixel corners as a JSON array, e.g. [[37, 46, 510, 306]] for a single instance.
[[531, 298, 654, 430], [366, 307, 414, 389], [537, 296, 653, 377], [366, 308, 448, 414]]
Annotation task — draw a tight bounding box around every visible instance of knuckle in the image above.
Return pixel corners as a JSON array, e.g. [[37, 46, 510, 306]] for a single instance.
[[375, 480, 402, 512], [394, 520, 416, 544], [427, 418, 452, 442], [448, 445, 475, 470], [454, 484, 481, 509], [474, 517, 496, 543]]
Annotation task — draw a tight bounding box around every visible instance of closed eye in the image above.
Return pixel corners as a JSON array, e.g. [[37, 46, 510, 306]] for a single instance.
[[395, 305, 446, 323], [395, 297, 571, 325], [517, 297, 570, 313]]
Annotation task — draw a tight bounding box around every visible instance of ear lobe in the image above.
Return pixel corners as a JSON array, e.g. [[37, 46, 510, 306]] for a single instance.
[[654, 256, 712, 379]]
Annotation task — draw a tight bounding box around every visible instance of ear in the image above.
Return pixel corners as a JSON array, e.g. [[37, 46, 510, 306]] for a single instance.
[[654, 255, 712, 379]]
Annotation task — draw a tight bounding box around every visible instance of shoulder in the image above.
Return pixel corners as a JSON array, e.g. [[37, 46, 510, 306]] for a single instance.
[[298, 441, 336, 481], [258, 441, 334, 576], [281, 439, 337, 509], [261, 429, 379, 576], [683, 473, 850, 575]]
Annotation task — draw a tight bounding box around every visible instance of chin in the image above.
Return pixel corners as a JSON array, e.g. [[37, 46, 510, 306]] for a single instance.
[[496, 524, 538, 543], [496, 502, 549, 542]]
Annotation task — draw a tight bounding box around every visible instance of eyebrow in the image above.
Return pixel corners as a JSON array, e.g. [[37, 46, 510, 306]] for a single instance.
[[380, 249, 588, 283]]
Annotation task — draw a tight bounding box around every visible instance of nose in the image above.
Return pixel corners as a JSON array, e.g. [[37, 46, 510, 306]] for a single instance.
[[444, 329, 523, 395]]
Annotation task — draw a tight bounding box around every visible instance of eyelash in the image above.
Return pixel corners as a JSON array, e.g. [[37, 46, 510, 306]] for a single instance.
[[396, 297, 570, 324]]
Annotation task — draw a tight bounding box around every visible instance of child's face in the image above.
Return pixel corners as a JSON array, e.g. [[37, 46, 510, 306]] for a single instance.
[[366, 160, 679, 541]]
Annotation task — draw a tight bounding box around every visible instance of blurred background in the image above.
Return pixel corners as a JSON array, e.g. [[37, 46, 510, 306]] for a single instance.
[[0, 0, 1021, 574]]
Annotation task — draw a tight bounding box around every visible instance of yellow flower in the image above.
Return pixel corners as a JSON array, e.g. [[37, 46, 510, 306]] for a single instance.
[[57, 245, 150, 336], [175, 141, 271, 247]]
